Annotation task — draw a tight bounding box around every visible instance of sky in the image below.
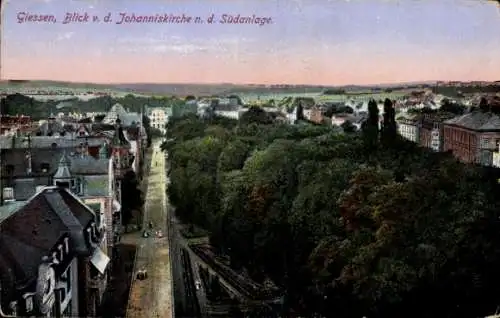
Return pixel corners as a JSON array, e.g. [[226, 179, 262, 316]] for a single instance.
[[1, 0, 500, 85]]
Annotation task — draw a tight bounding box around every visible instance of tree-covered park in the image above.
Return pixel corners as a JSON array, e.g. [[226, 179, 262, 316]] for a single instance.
[[164, 100, 500, 318]]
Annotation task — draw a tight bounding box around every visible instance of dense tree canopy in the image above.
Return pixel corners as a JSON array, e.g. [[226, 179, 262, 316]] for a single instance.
[[164, 110, 500, 317], [2, 93, 184, 119], [121, 170, 144, 227]]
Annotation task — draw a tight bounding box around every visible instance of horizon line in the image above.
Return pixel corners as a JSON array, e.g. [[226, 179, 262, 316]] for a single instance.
[[3, 78, 500, 88]]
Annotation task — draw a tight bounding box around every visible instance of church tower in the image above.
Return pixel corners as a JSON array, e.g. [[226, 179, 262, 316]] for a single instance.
[[53, 152, 74, 190], [110, 117, 131, 178], [110, 117, 131, 205], [99, 141, 109, 160]]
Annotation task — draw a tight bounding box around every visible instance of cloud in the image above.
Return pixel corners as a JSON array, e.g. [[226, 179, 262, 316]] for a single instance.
[[56, 32, 75, 41]]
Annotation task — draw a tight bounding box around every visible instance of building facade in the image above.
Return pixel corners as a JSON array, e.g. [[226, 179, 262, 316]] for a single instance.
[[397, 117, 420, 143], [418, 113, 456, 152], [492, 144, 500, 168], [443, 111, 500, 165], [147, 107, 170, 135], [0, 187, 109, 317]]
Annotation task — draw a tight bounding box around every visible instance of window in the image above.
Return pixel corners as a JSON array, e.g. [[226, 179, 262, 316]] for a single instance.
[[5, 164, 14, 174], [63, 300, 72, 317], [25, 295, 33, 312], [89, 266, 99, 279], [58, 289, 66, 303], [50, 302, 56, 317], [58, 244, 64, 262], [3, 187, 14, 200], [65, 267, 71, 293], [87, 203, 102, 228], [64, 237, 70, 254], [40, 163, 50, 173], [55, 181, 70, 188]]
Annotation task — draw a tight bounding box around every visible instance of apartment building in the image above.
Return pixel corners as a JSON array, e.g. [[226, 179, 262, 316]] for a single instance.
[[418, 112, 457, 152], [0, 187, 109, 317], [443, 111, 500, 165]]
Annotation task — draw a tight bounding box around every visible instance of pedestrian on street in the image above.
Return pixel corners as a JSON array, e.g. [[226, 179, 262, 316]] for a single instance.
[[149, 221, 153, 230]]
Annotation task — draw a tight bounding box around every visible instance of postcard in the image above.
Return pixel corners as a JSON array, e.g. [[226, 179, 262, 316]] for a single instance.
[[0, 1, 500, 318]]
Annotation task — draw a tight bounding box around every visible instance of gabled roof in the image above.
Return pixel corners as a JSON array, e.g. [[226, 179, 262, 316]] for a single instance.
[[0, 187, 96, 288], [0, 135, 105, 149], [443, 111, 500, 131], [2, 147, 110, 177]]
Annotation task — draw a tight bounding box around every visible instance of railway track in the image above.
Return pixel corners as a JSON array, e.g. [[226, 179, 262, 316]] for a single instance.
[[181, 248, 201, 318], [190, 245, 282, 302]]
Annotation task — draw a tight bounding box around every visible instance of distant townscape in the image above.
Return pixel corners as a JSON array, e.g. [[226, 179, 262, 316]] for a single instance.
[[1, 80, 500, 318]]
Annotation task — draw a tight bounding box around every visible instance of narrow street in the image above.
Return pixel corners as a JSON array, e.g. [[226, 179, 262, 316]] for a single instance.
[[125, 140, 174, 318]]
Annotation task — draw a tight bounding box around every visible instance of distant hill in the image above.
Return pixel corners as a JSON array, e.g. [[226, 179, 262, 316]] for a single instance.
[[113, 83, 245, 96], [2, 79, 498, 97], [0, 80, 120, 90]]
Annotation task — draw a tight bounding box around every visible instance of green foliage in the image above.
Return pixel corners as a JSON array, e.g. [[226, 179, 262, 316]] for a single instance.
[[121, 170, 144, 226], [341, 120, 356, 133], [296, 103, 304, 121], [165, 114, 500, 318], [227, 94, 244, 106], [381, 98, 397, 147], [362, 99, 379, 152], [2, 93, 184, 118], [323, 88, 346, 95], [239, 106, 273, 125], [440, 99, 466, 115]]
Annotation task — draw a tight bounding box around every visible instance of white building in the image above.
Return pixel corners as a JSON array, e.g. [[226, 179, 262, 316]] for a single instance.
[[492, 144, 500, 168], [397, 117, 420, 143], [103, 104, 142, 127], [147, 107, 170, 134]]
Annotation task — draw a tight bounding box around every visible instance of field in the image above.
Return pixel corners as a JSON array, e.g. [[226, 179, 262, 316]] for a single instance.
[[239, 91, 408, 104], [0, 80, 411, 103]]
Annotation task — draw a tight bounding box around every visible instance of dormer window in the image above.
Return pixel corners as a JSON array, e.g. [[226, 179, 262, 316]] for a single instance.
[[64, 237, 69, 254], [57, 244, 64, 262], [40, 163, 50, 173], [86, 227, 96, 244], [24, 295, 33, 312], [86, 227, 91, 239], [55, 181, 70, 188], [3, 187, 14, 201], [90, 222, 97, 240], [52, 252, 58, 264]]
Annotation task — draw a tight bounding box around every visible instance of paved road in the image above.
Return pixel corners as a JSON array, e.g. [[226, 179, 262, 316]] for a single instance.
[[126, 140, 174, 318]]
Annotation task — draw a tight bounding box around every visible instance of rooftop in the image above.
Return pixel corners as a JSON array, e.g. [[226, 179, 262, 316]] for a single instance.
[[3, 147, 110, 177], [0, 187, 97, 288], [443, 111, 500, 132], [0, 201, 27, 222], [0, 135, 105, 149]]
